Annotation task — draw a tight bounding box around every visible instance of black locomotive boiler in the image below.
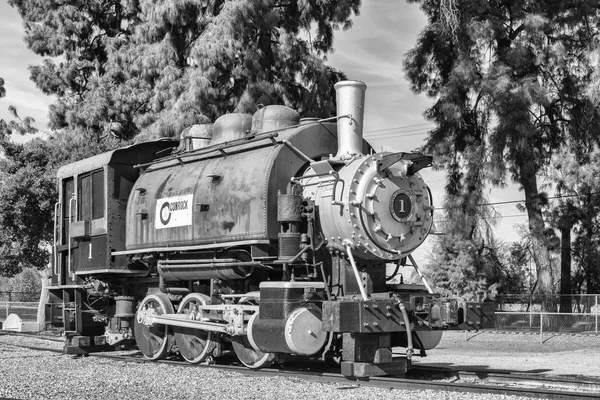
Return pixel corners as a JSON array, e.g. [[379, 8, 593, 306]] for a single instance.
[[47, 80, 494, 377]]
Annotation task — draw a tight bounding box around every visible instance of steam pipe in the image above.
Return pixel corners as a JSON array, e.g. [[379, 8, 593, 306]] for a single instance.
[[282, 140, 313, 164], [397, 302, 414, 360], [53, 202, 60, 276], [334, 80, 367, 160], [408, 254, 434, 294], [159, 258, 238, 264], [158, 275, 190, 295], [68, 194, 76, 280], [344, 243, 368, 301]]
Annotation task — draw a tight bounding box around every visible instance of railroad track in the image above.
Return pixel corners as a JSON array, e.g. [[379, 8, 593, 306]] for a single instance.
[[0, 330, 64, 342], [89, 353, 600, 399], [411, 364, 600, 393], [1, 331, 598, 400]]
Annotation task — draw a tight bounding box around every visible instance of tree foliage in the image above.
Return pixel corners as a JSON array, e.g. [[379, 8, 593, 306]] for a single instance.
[[425, 212, 529, 299], [405, 0, 600, 299], [0, 140, 55, 276], [0, 267, 43, 301], [0, 78, 38, 140], [9, 0, 359, 141]]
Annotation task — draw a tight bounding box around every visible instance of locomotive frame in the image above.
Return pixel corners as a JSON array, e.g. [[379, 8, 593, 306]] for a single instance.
[[46, 81, 494, 378]]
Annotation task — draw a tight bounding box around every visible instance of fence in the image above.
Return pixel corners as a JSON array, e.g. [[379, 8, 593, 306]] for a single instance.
[[0, 301, 39, 322], [495, 294, 599, 313], [0, 291, 41, 324], [0, 291, 40, 303], [495, 311, 598, 334], [492, 294, 600, 340]]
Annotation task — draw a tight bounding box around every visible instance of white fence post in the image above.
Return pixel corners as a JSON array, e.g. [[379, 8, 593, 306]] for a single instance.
[[595, 295, 600, 335], [540, 311, 543, 343]]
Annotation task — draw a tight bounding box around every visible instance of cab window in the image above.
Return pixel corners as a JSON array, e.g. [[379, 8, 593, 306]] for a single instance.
[[78, 169, 105, 221]]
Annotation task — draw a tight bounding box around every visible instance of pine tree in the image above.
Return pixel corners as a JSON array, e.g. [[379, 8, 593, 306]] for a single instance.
[[0, 78, 38, 140], [405, 0, 600, 306], [9, 0, 360, 141]]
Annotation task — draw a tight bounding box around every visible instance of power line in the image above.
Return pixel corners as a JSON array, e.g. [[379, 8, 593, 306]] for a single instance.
[[364, 123, 435, 134], [367, 127, 433, 136], [365, 127, 434, 138], [365, 130, 432, 141], [433, 213, 528, 224], [435, 199, 524, 211], [434, 192, 600, 211]]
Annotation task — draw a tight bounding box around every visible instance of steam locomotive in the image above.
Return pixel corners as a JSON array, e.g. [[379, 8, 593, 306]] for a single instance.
[[47, 81, 494, 377]]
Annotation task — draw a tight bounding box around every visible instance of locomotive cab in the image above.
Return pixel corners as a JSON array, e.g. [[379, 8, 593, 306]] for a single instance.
[[47, 140, 178, 344]]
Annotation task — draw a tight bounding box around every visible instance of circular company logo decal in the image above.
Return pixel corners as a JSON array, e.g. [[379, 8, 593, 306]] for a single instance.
[[159, 202, 171, 225], [390, 190, 413, 222]]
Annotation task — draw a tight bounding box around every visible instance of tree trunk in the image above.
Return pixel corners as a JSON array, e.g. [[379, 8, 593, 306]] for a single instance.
[[559, 225, 572, 313], [518, 160, 555, 312], [36, 269, 50, 332], [584, 210, 598, 293]]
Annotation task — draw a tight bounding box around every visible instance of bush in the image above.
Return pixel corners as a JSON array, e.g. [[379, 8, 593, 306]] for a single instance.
[[0, 267, 42, 302]]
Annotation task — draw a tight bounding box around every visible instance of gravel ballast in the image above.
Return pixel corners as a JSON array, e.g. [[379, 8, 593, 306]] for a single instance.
[[2, 332, 599, 400]]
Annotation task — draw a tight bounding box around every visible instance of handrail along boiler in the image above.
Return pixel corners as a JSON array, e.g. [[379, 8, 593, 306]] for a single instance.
[[47, 80, 494, 377]]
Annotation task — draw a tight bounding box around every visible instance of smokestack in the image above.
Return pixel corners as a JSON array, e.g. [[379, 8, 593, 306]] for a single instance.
[[335, 80, 367, 160]]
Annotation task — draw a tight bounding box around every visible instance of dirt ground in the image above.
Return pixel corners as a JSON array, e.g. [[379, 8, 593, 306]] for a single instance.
[[407, 331, 600, 378]]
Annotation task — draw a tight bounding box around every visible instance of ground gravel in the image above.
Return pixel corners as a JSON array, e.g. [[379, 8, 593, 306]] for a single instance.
[[1, 332, 596, 400]]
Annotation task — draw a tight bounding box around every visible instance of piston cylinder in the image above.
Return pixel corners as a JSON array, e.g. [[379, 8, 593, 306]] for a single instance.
[[248, 282, 327, 356], [248, 308, 326, 355]]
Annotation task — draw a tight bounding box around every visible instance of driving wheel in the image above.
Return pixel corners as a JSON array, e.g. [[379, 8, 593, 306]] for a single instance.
[[173, 293, 216, 364], [134, 292, 174, 361]]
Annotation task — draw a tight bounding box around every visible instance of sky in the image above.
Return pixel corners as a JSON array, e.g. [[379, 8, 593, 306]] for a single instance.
[[0, 0, 528, 264]]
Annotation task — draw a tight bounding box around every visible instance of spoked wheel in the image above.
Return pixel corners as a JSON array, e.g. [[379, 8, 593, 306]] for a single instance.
[[173, 293, 216, 364], [232, 312, 275, 369], [134, 292, 174, 361]]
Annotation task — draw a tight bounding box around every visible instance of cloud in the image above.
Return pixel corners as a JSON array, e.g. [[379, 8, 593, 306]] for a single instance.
[[329, 0, 434, 140], [0, 3, 53, 134]]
